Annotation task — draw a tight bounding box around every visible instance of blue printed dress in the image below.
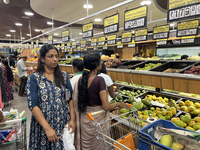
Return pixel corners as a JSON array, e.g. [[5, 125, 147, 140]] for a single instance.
[[26, 72, 73, 150]]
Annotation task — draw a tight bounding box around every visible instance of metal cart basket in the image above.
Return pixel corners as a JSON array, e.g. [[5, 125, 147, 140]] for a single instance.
[[0, 117, 27, 150], [87, 108, 149, 150]]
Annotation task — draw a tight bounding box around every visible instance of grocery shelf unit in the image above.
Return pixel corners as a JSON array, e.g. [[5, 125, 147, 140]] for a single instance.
[[24, 60, 200, 95]]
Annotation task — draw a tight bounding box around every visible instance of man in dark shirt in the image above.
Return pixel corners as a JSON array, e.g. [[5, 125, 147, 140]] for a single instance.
[[10, 56, 17, 67]]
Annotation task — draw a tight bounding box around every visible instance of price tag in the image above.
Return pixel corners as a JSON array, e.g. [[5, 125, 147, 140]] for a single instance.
[[81, 40, 86, 48], [117, 41, 123, 48], [104, 13, 119, 34], [72, 42, 77, 49], [135, 29, 148, 42], [181, 36, 195, 44], [153, 25, 169, 40], [121, 32, 132, 43], [62, 30, 70, 42], [128, 40, 135, 48], [91, 38, 97, 47], [156, 39, 168, 46], [98, 37, 106, 46], [107, 35, 116, 45], [48, 35, 53, 44], [82, 23, 93, 38]]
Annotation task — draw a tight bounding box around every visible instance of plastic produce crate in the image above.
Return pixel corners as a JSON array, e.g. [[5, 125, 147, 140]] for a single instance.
[[129, 60, 168, 70], [138, 119, 197, 150], [179, 61, 200, 74], [150, 61, 196, 73]]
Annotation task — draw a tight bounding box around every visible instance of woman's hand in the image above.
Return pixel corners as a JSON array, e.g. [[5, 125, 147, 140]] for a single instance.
[[45, 126, 58, 143], [68, 119, 76, 134], [118, 103, 130, 110]]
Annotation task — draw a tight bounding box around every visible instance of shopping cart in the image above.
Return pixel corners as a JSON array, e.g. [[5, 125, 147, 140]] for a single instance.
[[87, 107, 149, 150], [0, 117, 27, 150]]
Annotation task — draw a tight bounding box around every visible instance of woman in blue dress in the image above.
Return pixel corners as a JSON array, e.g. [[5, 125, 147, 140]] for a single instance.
[[26, 44, 76, 150]]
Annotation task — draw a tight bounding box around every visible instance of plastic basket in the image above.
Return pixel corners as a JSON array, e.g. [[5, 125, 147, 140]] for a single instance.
[[138, 119, 197, 150]]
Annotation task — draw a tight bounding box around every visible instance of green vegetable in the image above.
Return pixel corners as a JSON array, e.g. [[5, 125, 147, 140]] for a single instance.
[[132, 102, 144, 111], [128, 97, 135, 103], [141, 99, 151, 106]]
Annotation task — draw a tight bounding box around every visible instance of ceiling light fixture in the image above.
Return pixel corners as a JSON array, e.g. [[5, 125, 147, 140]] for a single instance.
[[94, 18, 102, 22], [27, 34, 31, 36], [15, 23, 22, 26], [6, 34, 11, 37], [21, 37, 25, 39], [35, 29, 41, 32], [53, 39, 57, 41], [47, 22, 54, 25], [170, 23, 174, 26], [10, 30, 16, 32], [79, 33, 82, 35], [54, 33, 59, 36], [83, 4, 93, 9], [141, 1, 152, 5], [24, 12, 34, 16]]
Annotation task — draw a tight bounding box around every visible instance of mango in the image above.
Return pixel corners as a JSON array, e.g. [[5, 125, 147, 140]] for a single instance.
[[132, 102, 144, 111], [193, 125, 200, 131], [142, 110, 149, 115], [186, 126, 195, 131], [165, 115, 170, 120], [185, 100, 191, 106], [162, 110, 167, 116], [182, 122, 187, 128], [195, 102, 200, 108], [175, 120, 184, 128], [171, 110, 176, 116], [150, 107, 155, 111], [181, 115, 191, 124], [179, 101, 185, 106], [171, 142, 184, 150], [185, 113, 191, 118], [189, 106, 196, 111], [171, 118, 178, 123], [193, 109, 200, 115], [159, 135, 172, 148], [120, 108, 128, 114], [166, 111, 173, 117], [189, 121, 196, 127]]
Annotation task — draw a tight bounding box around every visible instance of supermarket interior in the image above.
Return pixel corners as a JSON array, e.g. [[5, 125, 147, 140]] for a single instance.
[[1, 0, 200, 150]]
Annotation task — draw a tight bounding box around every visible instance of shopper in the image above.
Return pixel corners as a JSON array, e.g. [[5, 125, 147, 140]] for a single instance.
[[0, 58, 2, 67], [26, 44, 75, 150], [0, 60, 14, 105], [17, 56, 31, 96], [97, 62, 118, 99], [71, 59, 83, 89], [181, 55, 189, 60], [73, 53, 129, 150], [10, 56, 17, 67]]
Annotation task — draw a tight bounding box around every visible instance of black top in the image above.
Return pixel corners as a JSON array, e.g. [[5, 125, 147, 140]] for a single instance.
[[10, 59, 15, 67]]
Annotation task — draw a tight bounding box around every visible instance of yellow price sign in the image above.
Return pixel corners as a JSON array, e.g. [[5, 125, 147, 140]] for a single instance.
[[104, 14, 119, 27], [48, 35, 53, 41], [69, 52, 72, 54], [135, 29, 148, 37], [91, 38, 97, 43], [83, 23, 93, 32], [122, 32, 132, 38], [81, 40, 86, 44], [117, 41, 122, 45], [125, 6, 147, 21], [72, 42, 76, 46], [36, 40, 39, 45], [168, 0, 200, 10], [181, 36, 195, 39], [128, 40, 135, 44], [98, 37, 105, 42], [62, 30, 69, 37], [177, 20, 199, 30], [153, 25, 170, 34], [107, 35, 116, 41], [67, 43, 71, 46], [61, 44, 65, 47]]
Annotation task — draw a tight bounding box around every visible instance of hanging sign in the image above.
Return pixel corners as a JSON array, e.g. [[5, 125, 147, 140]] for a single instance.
[[56, 44, 60, 49], [153, 25, 170, 40], [64, 47, 67, 52], [93, 46, 98, 50], [81, 40, 86, 48], [36, 48, 40, 53], [167, 0, 200, 22], [98, 36, 106, 46], [156, 39, 168, 46], [61, 44, 65, 50], [103, 43, 108, 49], [104, 13, 119, 34], [124, 5, 147, 30], [117, 41, 123, 48], [107, 35, 116, 45], [70, 47, 73, 52], [26, 43, 30, 49], [91, 38, 97, 47], [82, 22, 93, 38], [135, 29, 148, 42], [72, 42, 77, 49], [77, 46, 81, 51], [31, 42, 34, 49], [22, 47, 25, 51], [84, 46, 87, 51], [48, 35, 53, 44], [67, 43, 71, 49], [121, 32, 132, 43], [128, 40, 135, 48], [36, 40, 39, 48], [177, 19, 199, 37], [62, 30, 70, 42], [181, 36, 195, 44]]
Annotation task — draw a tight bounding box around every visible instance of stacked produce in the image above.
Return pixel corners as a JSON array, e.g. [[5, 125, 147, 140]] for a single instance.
[[184, 65, 200, 75], [135, 63, 161, 70], [163, 68, 181, 73], [131, 56, 159, 60], [27, 58, 38, 62], [101, 54, 116, 60], [59, 58, 74, 64], [176, 100, 200, 115], [188, 55, 200, 60], [104, 58, 121, 68]]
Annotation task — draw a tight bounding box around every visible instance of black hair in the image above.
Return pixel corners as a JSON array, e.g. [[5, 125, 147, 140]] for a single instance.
[[181, 55, 189, 60], [2, 60, 13, 82], [116, 55, 120, 59], [36, 44, 65, 88], [0, 55, 5, 60], [97, 62, 107, 74], [78, 53, 101, 112], [133, 52, 141, 57], [72, 59, 84, 72], [67, 56, 71, 59]]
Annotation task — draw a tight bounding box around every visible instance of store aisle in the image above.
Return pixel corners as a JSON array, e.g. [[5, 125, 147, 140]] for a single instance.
[[3, 91, 31, 149]]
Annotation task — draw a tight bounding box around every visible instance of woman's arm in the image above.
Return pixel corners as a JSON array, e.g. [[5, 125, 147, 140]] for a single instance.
[[108, 85, 118, 98]]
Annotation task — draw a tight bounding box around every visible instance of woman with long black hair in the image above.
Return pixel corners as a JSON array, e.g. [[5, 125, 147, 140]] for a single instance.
[[73, 53, 129, 150], [0, 60, 14, 105], [26, 44, 76, 150]]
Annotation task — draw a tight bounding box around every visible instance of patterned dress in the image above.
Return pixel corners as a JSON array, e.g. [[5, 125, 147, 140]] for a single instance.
[[26, 72, 73, 150], [0, 66, 13, 101]]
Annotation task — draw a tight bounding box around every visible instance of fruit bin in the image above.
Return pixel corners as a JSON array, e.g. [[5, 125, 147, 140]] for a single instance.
[[138, 119, 197, 150], [111, 60, 143, 69], [119, 86, 147, 97], [179, 61, 200, 75], [150, 61, 196, 73], [129, 60, 168, 70]]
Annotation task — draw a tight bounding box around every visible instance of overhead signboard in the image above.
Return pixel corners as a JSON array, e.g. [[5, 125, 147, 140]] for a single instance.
[[156, 39, 168, 46], [167, 0, 200, 22], [36, 40, 39, 48], [48, 35, 53, 44], [107, 35, 117, 45], [153, 25, 170, 40], [82, 22, 93, 38], [26, 43, 30, 49], [72, 42, 77, 49], [31, 41, 34, 49], [98, 37, 106, 46], [181, 36, 195, 44], [62, 30, 70, 42], [135, 28, 148, 42], [128, 40, 135, 48], [121, 32, 132, 43], [61, 44, 65, 50], [177, 19, 199, 37], [81, 40, 86, 48], [104, 13, 119, 34], [124, 5, 148, 30], [117, 41, 123, 48], [67, 43, 71, 49], [91, 38, 97, 47]]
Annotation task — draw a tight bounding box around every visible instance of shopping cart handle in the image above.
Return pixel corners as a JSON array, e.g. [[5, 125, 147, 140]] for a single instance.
[[126, 103, 132, 108], [87, 110, 105, 121]]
